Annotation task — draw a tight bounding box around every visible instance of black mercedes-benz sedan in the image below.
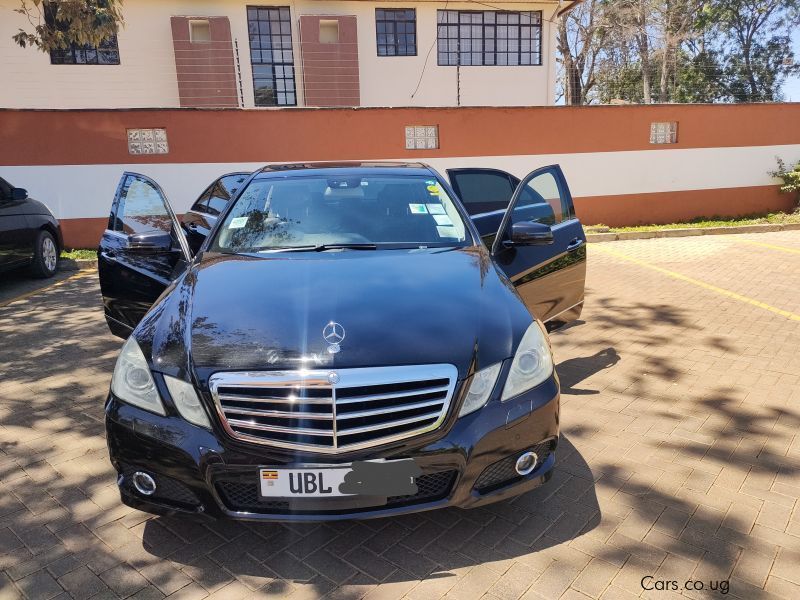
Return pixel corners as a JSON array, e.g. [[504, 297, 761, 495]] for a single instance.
[[98, 162, 586, 521]]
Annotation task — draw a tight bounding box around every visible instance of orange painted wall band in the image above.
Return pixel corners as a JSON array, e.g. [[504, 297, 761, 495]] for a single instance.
[[2, 103, 799, 167]]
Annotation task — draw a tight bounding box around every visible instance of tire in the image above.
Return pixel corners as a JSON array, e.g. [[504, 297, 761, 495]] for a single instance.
[[30, 230, 59, 278]]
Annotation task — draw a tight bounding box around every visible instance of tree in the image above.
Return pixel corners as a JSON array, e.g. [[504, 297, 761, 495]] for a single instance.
[[704, 0, 800, 101], [557, 0, 609, 105], [12, 0, 124, 52]]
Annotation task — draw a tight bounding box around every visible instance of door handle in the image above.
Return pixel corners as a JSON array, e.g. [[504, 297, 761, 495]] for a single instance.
[[566, 238, 584, 252]]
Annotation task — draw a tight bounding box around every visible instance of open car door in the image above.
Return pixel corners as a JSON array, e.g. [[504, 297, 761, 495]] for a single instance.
[[449, 165, 586, 329], [98, 172, 192, 339]]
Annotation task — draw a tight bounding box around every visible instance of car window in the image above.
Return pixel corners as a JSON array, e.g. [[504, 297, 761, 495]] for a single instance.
[[112, 176, 174, 235], [450, 170, 516, 216], [199, 174, 248, 217], [209, 174, 470, 252], [190, 189, 211, 213], [510, 171, 569, 228], [0, 177, 12, 199], [219, 174, 249, 197]]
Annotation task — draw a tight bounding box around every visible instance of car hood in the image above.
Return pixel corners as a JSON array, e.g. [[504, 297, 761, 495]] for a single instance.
[[149, 247, 533, 384]]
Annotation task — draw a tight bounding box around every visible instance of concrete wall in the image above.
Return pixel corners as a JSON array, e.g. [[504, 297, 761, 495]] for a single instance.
[[1, 104, 798, 248], [0, 0, 559, 109]]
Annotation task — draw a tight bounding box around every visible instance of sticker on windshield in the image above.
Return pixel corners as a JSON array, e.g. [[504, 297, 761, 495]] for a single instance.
[[437, 225, 458, 238], [426, 185, 440, 195], [426, 204, 446, 215], [408, 204, 428, 214], [425, 180, 436, 186], [433, 214, 453, 226], [229, 216, 248, 229]]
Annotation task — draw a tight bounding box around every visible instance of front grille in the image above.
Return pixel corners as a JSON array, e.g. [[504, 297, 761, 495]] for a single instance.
[[215, 470, 457, 514], [473, 440, 555, 494], [210, 365, 457, 453]]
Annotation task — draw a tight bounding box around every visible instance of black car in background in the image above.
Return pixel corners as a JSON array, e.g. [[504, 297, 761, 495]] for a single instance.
[[0, 176, 62, 279], [97, 162, 586, 521]]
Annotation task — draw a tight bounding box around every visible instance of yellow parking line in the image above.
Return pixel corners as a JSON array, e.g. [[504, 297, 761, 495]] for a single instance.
[[0, 270, 96, 309], [736, 240, 800, 255], [593, 245, 800, 322]]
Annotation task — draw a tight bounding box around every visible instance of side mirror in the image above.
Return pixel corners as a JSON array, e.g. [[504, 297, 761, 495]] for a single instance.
[[127, 231, 173, 253], [11, 188, 28, 201], [505, 221, 554, 247]]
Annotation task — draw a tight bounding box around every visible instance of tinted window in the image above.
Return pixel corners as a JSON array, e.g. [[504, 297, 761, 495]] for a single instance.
[[112, 176, 173, 235], [450, 171, 515, 215], [247, 7, 296, 106], [195, 174, 249, 216], [44, 4, 120, 65], [376, 9, 417, 56], [437, 10, 542, 66], [510, 171, 568, 227], [210, 174, 470, 252]]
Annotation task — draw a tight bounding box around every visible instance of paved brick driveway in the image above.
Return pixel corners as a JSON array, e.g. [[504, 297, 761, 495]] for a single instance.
[[1, 231, 799, 600]]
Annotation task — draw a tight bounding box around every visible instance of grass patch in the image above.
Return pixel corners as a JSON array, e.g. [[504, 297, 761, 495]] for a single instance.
[[61, 248, 97, 260], [587, 210, 800, 233]]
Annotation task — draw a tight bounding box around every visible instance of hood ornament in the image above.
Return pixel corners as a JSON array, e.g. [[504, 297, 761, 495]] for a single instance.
[[323, 321, 345, 354]]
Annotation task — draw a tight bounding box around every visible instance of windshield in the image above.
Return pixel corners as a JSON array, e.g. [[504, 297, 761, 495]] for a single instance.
[[208, 174, 470, 253]]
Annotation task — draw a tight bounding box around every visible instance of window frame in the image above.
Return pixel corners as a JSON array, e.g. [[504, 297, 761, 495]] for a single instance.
[[375, 8, 417, 57], [436, 10, 542, 67], [247, 5, 297, 107], [44, 3, 120, 65]]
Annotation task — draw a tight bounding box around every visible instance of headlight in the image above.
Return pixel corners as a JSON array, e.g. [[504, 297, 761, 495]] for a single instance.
[[164, 376, 211, 429], [459, 362, 502, 417], [111, 337, 166, 415], [501, 321, 554, 401]]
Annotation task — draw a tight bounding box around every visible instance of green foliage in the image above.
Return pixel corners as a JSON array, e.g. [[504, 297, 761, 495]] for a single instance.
[[771, 158, 800, 204], [560, 0, 800, 104], [13, 0, 124, 52]]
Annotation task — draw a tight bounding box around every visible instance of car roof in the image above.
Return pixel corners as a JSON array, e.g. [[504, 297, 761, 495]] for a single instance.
[[256, 161, 435, 178]]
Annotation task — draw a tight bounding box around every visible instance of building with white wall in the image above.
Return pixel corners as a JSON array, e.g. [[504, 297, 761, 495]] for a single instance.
[[0, 0, 578, 109]]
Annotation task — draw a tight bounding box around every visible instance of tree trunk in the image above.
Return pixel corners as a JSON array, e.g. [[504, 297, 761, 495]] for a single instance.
[[638, 0, 652, 103]]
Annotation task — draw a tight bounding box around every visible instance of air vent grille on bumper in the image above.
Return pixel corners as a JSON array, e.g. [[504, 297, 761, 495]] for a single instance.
[[473, 440, 555, 494], [209, 365, 457, 453], [216, 470, 457, 514]]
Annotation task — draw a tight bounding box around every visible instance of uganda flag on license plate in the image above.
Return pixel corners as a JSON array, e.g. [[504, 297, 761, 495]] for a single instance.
[[262, 471, 278, 480]]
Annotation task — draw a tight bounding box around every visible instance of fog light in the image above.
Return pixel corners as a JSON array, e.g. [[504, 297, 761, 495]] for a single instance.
[[515, 451, 538, 476], [132, 471, 156, 496]]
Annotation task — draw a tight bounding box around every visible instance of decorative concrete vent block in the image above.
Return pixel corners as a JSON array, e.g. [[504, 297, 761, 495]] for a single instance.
[[127, 128, 169, 155], [405, 125, 439, 150], [650, 122, 678, 144]]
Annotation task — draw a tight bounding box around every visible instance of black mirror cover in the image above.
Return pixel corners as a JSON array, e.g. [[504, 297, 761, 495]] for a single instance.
[[126, 231, 173, 253], [11, 188, 28, 201], [508, 221, 554, 247]]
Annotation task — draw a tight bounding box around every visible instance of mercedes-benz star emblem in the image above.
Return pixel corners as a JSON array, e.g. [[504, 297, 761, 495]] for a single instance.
[[327, 372, 340, 385], [323, 322, 345, 354]]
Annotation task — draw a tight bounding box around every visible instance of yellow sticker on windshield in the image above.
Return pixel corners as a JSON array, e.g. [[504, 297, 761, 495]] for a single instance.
[[427, 185, 440, 194]]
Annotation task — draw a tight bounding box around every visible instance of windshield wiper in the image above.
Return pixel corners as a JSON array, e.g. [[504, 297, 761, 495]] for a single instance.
[[261, 243, 379, 253]]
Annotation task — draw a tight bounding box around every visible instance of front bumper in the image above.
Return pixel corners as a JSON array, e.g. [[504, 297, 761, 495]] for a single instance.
[[106, 376, 560, 521]]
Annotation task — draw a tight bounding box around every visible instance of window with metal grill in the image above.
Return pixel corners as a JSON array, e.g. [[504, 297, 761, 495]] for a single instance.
[[247, 6, 297, 106], [376, 9, 417, 56], [436, 10, 541, 66], [44, 3, 120, 65]]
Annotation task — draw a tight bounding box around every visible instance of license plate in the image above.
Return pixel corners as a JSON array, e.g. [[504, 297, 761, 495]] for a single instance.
[[260, 468, 353, 498], [259, 460, 420, 498]]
